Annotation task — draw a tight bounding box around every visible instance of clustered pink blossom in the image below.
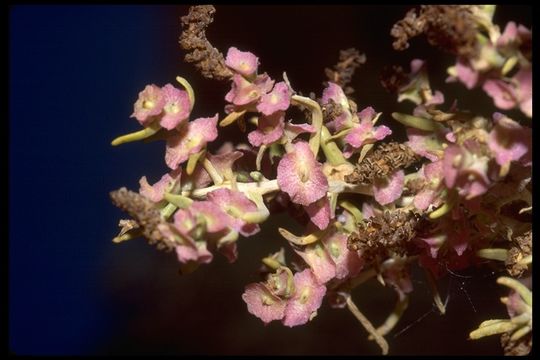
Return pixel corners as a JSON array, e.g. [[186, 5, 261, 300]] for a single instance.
[[111, 6, 532, 355]]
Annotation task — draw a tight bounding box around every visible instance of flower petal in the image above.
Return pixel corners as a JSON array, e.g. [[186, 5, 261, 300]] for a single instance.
[[283, 269, 326, 327], [277, 141, 328, 206], [373, 170, 404, 205], [165, 114, 219, 169], [242, 283, 287, 324]]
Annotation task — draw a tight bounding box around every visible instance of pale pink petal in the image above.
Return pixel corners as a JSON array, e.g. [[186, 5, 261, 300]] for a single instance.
[[416, 233, 447, 258], [159, 84, 191, 130], [207, 150, 244, 178], [414, 189, 437, 211], [254, 73, 275, 94], [410, 59, 425, 75], [322, 82, 352, 131], [175, 243, 199, 263], [362, 202, 375, 219], [373, 170, 404, 205], [456, 60, 479, 89], [225, 47, 259, 77], [323, 231, 363, 279], [406, 128, 443, 161], [242, 283, 287, 324], [283, 122, 315, 142], [139, 168, 181, 203], [381, 258, 413, 300], [304, 197, 331, 230], [277, 141, 329, 206], [425, 159, 444, 179], [321, 82, 348, 107], [248, 111, 285, 147], [175, 241, 213, 265], [488, 113, 531, 167], [257, 82, 291, 115], [165, 114, 219, 169], [131, 84, 165, 125], [283, 269, 326, 327], [189, 201, 229, 233], [207, 188, 260, 236], [295, 243, 336, 284], [442, 145, 462, 188], [226, 74, 261, 106], [344, 118, 373, 148], [173, 209, 197, 235], [497, 21, 518, 47], [443, 142, 491, 199], [482, 79, 517, 110], [372, 125, 392, 141], [425, 90, 445, 106]]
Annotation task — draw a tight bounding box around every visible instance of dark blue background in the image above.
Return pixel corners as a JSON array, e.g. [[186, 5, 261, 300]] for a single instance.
[[9, 5, 182, 354], [9, 5, 531, 355]]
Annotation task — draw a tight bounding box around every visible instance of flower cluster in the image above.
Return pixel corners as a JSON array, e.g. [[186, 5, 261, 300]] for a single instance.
[[110, 5, 532, 355]]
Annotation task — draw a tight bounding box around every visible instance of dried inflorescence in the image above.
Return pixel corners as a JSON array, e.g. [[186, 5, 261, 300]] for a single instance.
[[501, 332, 532, 356], [324, 48, 366, 96], [379, 65, 409, 95], [179, 5, 233, 80], [347, 209, 424, 263], [110, 187, 178, 251], [505, 230, 532, 277], [345, 142, 420, 185], [391, 5, 479, 57]]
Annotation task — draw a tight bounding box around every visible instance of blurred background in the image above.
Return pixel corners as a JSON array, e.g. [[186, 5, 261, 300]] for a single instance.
[[9, 5, 531, 355]]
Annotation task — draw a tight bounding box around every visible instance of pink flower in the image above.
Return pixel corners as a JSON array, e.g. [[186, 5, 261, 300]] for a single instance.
[[304, 197, 331, 230], [266, 267, 295, 298], [131, 84, 165, 125], [381, 257, 413, 300], [247, 111, 285, 147], [416, 233, 447, 258], [283, 122, 316, 142], [175, 240, 213, 265], [406, 128, 445, 161], [497, 22, 532, 50], [483, 67, 532, 117], [321, 82, 353, 131], [322, 231, 363, 279], [257, 82, 291, 116], [295, 242, 336, 284], [171, 210, 215, 264], [165, 114, 219, 169], [187, 149, 245, 188], [242, 283, 287, 324], [225, 47, 259, 77], [206, 188, 260, 236], [139, 168, 181, 203], [282, 269, 326, 327], [443, 141, 491, 199], [158, 219, 213, 265], [343, 107, 391, 157], [413, 160, 444, 211], [225, 73, 274, 107], [277, 141, 329, 206], [159, 84, 191, 130], [173, 209, 197, 236], [372, 169, 404, 205], [189, 201, 229, 233], [488, 113, 532, 168], [455, 59, 479, 90]]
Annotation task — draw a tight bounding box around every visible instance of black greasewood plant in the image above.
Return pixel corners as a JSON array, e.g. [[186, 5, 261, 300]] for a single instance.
[[110, 5, 532, 355]]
